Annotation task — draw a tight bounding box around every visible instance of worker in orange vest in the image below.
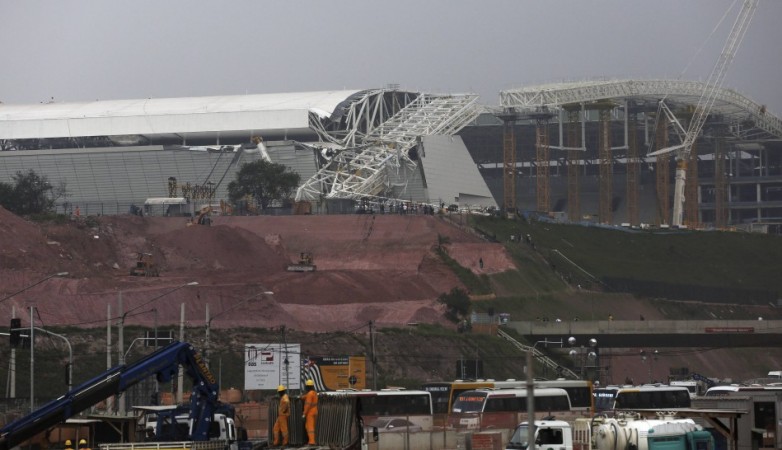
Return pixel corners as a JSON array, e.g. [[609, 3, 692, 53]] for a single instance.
[[272, 385, 290, 447], [301, 379, 318, 445]]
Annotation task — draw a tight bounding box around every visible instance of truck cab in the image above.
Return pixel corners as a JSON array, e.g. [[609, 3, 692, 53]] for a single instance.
[[136, 406, 239, 450], [506, 420, 572, 450]]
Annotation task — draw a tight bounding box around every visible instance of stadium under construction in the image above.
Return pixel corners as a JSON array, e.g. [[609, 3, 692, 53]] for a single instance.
[[0, 80, 780, 231]]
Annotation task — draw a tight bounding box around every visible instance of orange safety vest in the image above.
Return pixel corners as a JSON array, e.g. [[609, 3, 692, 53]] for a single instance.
[[302, 390, 318, 416], [278, 393, 290, 417]]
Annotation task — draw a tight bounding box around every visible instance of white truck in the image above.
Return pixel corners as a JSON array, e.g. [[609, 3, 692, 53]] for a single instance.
[[505, 415, 714, 450], [573, 414, 714, 450], [506, 419, 573, 450]]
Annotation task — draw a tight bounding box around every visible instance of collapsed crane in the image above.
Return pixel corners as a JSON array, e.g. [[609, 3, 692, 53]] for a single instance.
[[649, 0, 759, 227]]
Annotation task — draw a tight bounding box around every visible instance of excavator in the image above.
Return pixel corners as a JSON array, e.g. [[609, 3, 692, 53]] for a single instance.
[[188, 206, 212, 226]]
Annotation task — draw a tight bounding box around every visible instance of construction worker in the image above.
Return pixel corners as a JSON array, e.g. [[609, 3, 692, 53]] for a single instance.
[[301, 379, 318, 445], [64, 440, 74, 450], [77, 439, 90, 450], [272, 385, 290, 447]]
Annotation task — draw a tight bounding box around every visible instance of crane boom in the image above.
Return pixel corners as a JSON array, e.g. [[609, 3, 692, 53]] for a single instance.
[[663, 0, 759, 226], [0, 341, 219, 450]]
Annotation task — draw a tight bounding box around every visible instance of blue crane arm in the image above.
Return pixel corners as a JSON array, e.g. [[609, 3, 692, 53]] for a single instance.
[[0, 341, 219, 450]]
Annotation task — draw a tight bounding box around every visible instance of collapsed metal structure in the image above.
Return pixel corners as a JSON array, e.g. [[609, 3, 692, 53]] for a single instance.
[[296, 89, 482, 202]]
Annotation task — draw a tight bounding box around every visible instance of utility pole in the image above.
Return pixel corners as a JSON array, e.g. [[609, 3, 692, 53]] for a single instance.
[[118, 292, 125, 414], [177, 303, 185, 404], [106, 303, 113, 413], [10, 306, 16, 398], [369, 321, 377, 390], [29, 306, 34, 413]]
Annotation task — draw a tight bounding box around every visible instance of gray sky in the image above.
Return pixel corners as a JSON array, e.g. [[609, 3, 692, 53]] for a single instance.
[[2, 0, 780, 114]]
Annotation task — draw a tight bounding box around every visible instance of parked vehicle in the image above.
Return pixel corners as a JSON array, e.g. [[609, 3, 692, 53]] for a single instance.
[[506, 419, 573, 450], [365, 418, 422, 433]]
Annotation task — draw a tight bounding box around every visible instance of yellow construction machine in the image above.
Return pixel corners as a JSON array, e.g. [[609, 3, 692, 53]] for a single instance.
[[286, 252, 316, 272], [130, 252, 160, 277], [188, 206, 212, 226]]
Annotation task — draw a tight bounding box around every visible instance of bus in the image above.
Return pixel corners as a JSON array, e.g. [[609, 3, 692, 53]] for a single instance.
[[537, 379, 594, 415], [449, 388, 572, 430], [594, 385, 691, 412], [325, 389, 434, 430], [704, 384, 782, 396], [421, 381, 452, 415], [422, 379, 594, 416]]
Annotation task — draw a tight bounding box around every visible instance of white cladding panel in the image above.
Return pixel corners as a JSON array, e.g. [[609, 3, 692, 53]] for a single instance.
[[420, 135, 497, 208], [0, 90, 362, 139]]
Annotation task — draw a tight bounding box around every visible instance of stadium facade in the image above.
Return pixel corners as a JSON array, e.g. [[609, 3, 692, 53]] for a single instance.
[[1, 81, 780, 230]]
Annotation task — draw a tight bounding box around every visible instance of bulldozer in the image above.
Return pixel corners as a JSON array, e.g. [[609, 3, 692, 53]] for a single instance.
[[130, 252, 160, 277], [286, 252, 316, 272]]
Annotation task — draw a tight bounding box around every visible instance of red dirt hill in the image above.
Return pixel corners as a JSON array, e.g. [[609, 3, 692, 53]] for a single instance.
[[0, 208, 515, 332]]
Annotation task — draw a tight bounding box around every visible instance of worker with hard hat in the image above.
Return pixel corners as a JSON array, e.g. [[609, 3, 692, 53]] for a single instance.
[[301, 379, 318, 445], [77, 439, 91, 450], [64, 440, 74, 450], [272, 385, 291, 447]]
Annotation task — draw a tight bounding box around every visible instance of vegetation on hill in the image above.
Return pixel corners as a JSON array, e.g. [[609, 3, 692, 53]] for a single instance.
[[6, 214, 782, 408], [471, 215, 782, 304]]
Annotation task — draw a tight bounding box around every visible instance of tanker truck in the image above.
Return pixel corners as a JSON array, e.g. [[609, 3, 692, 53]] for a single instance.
[[571, 414, 714, 450]]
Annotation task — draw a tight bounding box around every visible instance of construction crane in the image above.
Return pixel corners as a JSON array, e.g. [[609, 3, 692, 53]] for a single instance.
[[649, 0, 758, 227]]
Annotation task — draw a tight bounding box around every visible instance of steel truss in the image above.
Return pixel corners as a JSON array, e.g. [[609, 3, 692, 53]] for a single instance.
[[500, 79, 781, 141], [296, 90, 481, 202]]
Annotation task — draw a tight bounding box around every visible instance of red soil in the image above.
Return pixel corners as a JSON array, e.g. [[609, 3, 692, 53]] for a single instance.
[[0, 208, 515, 332]]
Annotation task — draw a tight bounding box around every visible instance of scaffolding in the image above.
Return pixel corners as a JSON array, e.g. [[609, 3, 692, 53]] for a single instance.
[[715, 138, 729, 228], [533, 112, 554, 213], [566, 108, 581, 222], [598, 108, 613, 224], [626, 112, 640, 226]]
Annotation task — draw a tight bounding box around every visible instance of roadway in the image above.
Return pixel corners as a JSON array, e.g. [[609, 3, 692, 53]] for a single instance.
[[504, 320, 782, 348]]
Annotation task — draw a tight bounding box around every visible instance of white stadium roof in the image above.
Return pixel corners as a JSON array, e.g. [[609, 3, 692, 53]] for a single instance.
[[0, 89, 363, 140]]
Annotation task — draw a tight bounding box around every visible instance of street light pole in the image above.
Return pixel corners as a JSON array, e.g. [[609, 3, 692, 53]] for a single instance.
[[29, 306, 34, 413], [0, 271, 67, 404], [0, 272, 69, 305], [33, 327, 73, 392], [526, 338, 573, 448], [154, 281, 199, 352], [205, 291, 273, 368], [115, 283, 195, 413], [569, 338, 598, 382]]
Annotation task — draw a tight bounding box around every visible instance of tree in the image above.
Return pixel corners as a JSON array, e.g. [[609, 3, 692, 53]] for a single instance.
[[227, 160, 301, 212], [0, 169, 62, 215], [437, 287, 471, 323]]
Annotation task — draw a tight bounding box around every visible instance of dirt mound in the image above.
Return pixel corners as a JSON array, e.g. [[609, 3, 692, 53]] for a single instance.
[[0, 212, 515, 332]]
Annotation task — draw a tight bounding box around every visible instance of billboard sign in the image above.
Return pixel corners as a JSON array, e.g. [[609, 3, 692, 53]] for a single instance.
[[302, 355, 366, 391], [244, 343, 301, 390]]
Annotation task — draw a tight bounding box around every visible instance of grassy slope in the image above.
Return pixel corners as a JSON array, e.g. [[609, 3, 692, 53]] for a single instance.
[[11, 216, 782, 405]]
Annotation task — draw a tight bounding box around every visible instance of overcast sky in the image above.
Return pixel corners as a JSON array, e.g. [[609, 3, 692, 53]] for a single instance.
[[1, 1, 780, 114]]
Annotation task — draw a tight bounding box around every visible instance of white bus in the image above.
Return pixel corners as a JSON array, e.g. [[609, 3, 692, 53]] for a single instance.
[[326, 389, 433, 431], [594, 384, 691, 412], [449, 388, 572, 430], [422, 378, 593, 416], [704, 384, 782, 396]]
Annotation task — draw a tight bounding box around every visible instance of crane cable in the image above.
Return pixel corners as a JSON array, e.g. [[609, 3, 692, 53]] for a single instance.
[[677, 0, 739, 81]]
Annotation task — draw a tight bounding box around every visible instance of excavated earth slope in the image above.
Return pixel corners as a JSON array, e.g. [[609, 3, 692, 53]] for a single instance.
[[0, 208, 515, 332]]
